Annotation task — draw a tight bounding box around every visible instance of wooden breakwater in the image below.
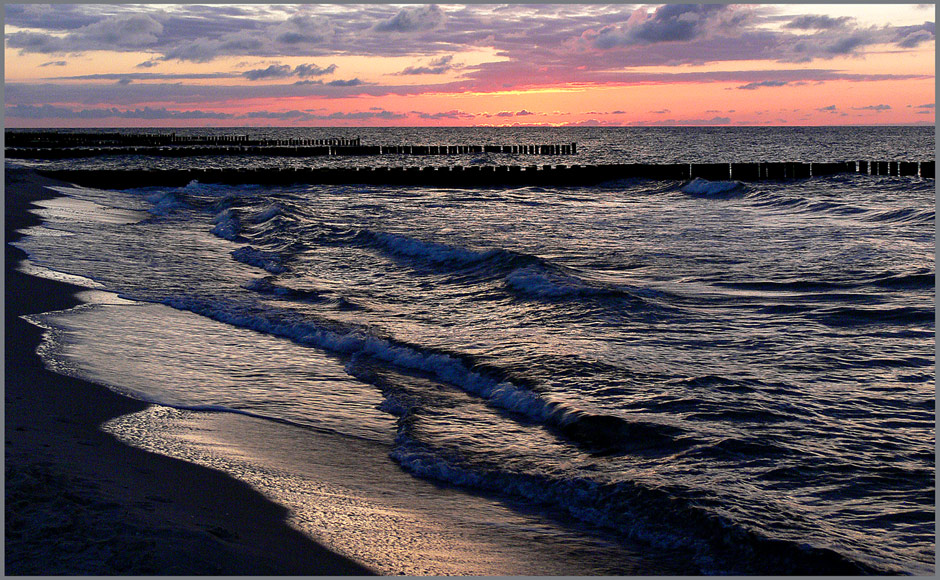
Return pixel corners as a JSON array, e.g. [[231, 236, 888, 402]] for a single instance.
[[5, 131, 578, 159], [36, 160, 934, 190], [6, 131, 361, 148]]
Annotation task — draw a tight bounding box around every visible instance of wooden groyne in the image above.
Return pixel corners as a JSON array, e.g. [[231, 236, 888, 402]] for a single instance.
[[6, 131, 361, 148], [6, 143, 577, 159], [36, 160, 934, 190], [5, 131, 577, 159]]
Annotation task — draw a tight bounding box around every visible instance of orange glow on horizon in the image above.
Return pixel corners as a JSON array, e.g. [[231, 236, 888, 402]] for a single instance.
[[4, 4, 934, 127]]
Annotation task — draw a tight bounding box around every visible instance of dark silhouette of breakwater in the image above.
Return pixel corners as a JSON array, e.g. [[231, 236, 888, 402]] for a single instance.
[[5, 131, 577, 158], [37, 160, 934, 190], [6, 131, 353, 148]]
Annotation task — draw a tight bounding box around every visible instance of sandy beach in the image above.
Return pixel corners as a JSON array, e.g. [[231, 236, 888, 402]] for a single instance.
[[5, 165, 373, 575]]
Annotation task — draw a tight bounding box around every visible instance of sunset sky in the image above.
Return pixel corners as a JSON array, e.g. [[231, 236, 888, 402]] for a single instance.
[[4, 3, 935, 127]]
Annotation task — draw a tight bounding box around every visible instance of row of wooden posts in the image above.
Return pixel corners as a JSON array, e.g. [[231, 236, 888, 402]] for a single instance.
[[37, 160, 934, 190], [6, 142, 579, 159], [6, 131, 577, 156], [6, 131, 362, 148]]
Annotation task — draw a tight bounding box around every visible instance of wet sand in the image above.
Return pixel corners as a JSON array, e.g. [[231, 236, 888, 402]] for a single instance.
[[5, 165, 373, 575]]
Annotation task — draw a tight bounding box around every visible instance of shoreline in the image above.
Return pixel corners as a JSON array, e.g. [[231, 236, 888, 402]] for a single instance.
[[4, 165, 373, 575]]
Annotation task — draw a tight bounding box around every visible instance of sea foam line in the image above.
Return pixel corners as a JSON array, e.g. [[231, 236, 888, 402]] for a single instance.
[[157, 296, 667, 449]]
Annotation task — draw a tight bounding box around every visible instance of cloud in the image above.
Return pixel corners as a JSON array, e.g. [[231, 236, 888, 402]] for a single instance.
[[826, 32, 873, 54], [47, 72, 239, 81], [270, 14, 332, 45], [584, 5, 750, 49], [375, 5, 445, 33], [897, 29, 935, 47], [294, 63, 337, 77], [5, 104, 232, 120], [292, 77, 362, 87], [781, 20, 934, 61], [117, 78, 133, 85], [631, 115, 732, 126], [4, 103, 408, 122], [243, 63, 337, 81], [894, 22, 936, 48], [136, 59, 161, 68], [326, 78, 363, 87], [5, 31, 71, 54], [916, 103, 935, 108], [239, 110, 316, 120], [737, 80, 789, 90], [817, 105, 838, 112], [784, 15, 853, 30], [39, 60, 68, 67], [5, 4, 102, 31], [77, 13, 164, 48], [162, 31, 265, 63], [397, 55, 457, 75], [782, 27, 885, 61], [243, 64, 293, 80], [8, 13, 165, 54], [485, 110, 540, 118], [7, 66, 928, 111], [853, 104, 892, 111], [6, 4, 932, 79], [410, 109, 475, 120], [310, 110, 406, 120]]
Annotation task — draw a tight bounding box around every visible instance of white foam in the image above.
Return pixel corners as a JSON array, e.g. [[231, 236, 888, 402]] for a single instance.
[[504, 265, 597, 298], [251, 205, 283, 224], [680, 178, 743, 196], [144, 190, 187, 215], [211, 208, 241, 240], [160, 297, 573, 428], [371, 232, 490, 266]]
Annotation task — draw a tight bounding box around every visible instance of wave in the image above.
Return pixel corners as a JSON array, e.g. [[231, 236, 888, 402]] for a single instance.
[[211, 208, 241, 241], [868, 271, 935, 290], [865, 207, 935, 224], [680, 178, 745, 197], [389, 436, 886, 575], [350, 229, 662, 308], [745, 186, 934, 226], [213, 202, 662, 312], [144, 190, 188, 215], [744, 187, 865, 215], [242, 276, 321, 300], [812, 305, 935, 327], [714, 278, 854, 292], [230, 246, 287, 274], [505, 265, 591, 298], [224, 218, 670, 312], [713, 269, 934, 294], [249, 204, 283, 224], [159, 295, 682, 455], [362, 230, 497, 267]]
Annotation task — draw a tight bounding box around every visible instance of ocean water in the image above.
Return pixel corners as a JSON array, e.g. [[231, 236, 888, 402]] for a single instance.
[[12, 126, 935, 575]]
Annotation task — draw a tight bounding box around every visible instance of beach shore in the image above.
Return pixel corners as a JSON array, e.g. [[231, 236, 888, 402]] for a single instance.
[[5, 165, 373, 575]]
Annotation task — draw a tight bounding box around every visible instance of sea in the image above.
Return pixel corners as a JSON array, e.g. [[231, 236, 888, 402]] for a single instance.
[[10, 126, 936, 575]]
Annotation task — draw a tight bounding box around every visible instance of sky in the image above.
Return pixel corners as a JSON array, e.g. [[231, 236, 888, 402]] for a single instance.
[[4, 3, 935, 127]]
